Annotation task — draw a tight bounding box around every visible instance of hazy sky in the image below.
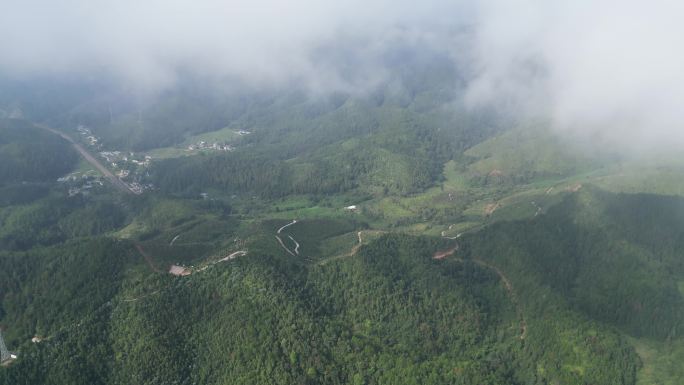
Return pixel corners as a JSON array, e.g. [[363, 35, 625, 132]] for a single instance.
[[0, 0, 469, 91], [1, 0, 683, 149], [469, 0, 684, 151]]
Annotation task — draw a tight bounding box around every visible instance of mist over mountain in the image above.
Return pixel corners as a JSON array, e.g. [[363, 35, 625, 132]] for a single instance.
[[2, 2, 684, 385], [3, 0, 684, 151]]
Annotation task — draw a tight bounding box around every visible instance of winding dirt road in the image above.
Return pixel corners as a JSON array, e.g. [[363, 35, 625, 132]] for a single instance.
[[288, 235, 300, 255], [169, 235, 181, 246], [275, 220, 299, 256], [318, 230, 386, 265], [434, 249, 528, 340], [277, 220, 297, 234], [135, 244, 163, 273], [218, 250, 247, 262], [472, 258, 527, 339], [275, 235, 296, 256]]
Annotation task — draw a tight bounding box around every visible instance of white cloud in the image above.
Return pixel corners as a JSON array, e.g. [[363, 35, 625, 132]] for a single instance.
[[468, 0, 684, 149], [0, 0, 469, 91], [2, 0, 684, 149]]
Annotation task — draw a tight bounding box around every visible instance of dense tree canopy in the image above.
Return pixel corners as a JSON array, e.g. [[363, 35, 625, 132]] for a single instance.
[[0, 119, 78, 186]]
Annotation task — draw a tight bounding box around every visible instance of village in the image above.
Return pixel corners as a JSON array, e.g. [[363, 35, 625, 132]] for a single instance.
[[57, 171, 105, 197], [67, 125, 252, 197], [186, 140, 233, 152], [63, 125, 155, 195], [76, 125, 101, 148], [78, 125, 152, 170]]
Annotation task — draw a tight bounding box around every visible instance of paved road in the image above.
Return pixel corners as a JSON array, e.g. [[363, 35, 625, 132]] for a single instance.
[[35, 124, 136, 194]]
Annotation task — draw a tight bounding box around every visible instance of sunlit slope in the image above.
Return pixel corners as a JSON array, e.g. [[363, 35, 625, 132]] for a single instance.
[[0, 232, 639, 385], [464, 186, 684, 384]]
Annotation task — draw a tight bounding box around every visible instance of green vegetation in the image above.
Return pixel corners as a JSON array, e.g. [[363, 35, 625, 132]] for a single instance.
[[3, 79, 684, 385], [465, 187, 684, 339], [146, 126, 242, 159], [463, 123, 613, 186], [148, 104, 464, 198], [459, 187, 684, 384], [0, 119, 78, 186], [0, 231, 639, 385], [632, 337, 684, 385], [0, 194, 129, 250]]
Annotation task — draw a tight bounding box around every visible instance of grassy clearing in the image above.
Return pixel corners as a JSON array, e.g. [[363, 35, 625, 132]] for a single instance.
[[113, 220, 148, 239], [182, 126, 240, 144], [145, 146, 192, 159], [145, 127, 242, 159], [592, 168, 684, 196], [442, 160, 471, 190], [260, 205, 350, 221], [464, 123, 606, 180], [632, 338, 684, 385], [319, 231, 359, 259], [74, 159, 100, 175]]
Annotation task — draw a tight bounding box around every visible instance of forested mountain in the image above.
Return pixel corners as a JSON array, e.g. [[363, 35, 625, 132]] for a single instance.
[[3, 172, 684, 384], [0, 229, 640, 385], [1, 76, 683, 385], [466, 188, 684, 340], [149, 109, 462, 197], [3, 0, 684, 383], [0, 119, 78, 186]]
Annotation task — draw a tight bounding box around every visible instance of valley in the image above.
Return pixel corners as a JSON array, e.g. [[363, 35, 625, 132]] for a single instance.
[[2, 2, 683, 383], [1, 90, 684, 385], [35, 123, 142, 194]]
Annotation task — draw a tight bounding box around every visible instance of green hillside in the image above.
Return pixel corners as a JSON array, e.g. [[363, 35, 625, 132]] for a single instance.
[[0, 119, 78, 186], [0, 230, 640, 385], [463, 187, 684, 384], [2, 87, 684, 385]]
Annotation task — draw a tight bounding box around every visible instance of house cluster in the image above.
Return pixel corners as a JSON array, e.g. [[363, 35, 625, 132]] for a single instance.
[[99, 150, 123, 165], [128, 182, 152, 195], [169, 265, 192, 276], [77, 125, 100, 147], [100, 151, 152, 183], [71, 125, 154, 195], [187, 141, 233, 152], [67, 180, 104, 197], [128, 155, 153, 166], [100, 151, 151, 166], [57, 171, 104, 197]]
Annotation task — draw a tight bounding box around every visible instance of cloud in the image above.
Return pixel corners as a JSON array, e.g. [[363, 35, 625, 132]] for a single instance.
[[0, 0, 470, 92], [467, 0, 684, 150], [2, 0, 684, 150]]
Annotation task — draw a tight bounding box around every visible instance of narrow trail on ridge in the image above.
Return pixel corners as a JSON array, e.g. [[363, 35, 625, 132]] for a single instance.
[[317, 230, 386, 266], [433, 247, 527, 340]]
